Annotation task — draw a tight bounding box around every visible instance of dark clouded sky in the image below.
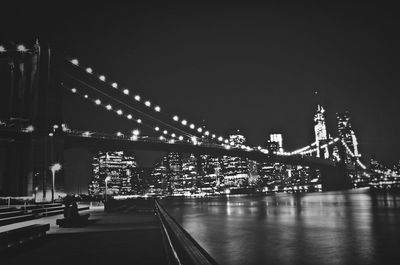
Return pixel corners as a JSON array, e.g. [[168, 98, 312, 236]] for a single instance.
[[3, 1, 400, 164]]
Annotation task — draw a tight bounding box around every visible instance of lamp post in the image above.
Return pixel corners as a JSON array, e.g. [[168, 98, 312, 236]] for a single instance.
[[50, 163, 62, 203], [105, 176, 111, 202], [34, 186, 38, 203]]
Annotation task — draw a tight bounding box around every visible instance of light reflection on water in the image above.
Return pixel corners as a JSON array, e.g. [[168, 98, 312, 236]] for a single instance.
[[162, 189, 400, 265]]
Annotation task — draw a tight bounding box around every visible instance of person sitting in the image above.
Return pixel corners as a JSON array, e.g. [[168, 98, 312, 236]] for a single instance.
[[57, 195, 90, 227]]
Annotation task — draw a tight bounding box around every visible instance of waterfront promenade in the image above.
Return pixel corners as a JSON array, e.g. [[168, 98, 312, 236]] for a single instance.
[[2, 206, 167, 265]]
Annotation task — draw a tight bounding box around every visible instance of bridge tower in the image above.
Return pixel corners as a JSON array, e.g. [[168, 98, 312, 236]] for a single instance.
[[320, 140, 352, 191], [0, 40, 64, 198], [337, 111, 361, 164]]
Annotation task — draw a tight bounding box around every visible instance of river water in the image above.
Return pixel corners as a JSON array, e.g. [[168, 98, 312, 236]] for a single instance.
[[161, 189, 400, 265]]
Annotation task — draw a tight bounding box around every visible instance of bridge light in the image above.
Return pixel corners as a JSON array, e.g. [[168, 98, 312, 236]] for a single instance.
[[155, 126, 160, 131], [181, 120, 187, 126], [123, 89, 129, 95], [204, 131, 210, 136], [178, 136, 183, 141], [86, 67, 93, 74], [197, 127, 202, 133], [137, 119, 142, 124], [171, 133, 176, 138], [127, 114, 132, 119], [116, 132, 123, 137], [134, 95, 141, 101], [173, 115, 179, 121], [191, 136, 197, 145], [218, 136, 223, 142], [99, 75, 106, 81], [71, 88, 77, 93], [106, 104, 112, 110], [70, 58, 79, 65], [159, 136, 165, 140], [225, 145, 231, 150], [132, 129, 140, 136], [189, 124, 195, 129], [0, 45, 6, 52], [17, 44, 27, 52], [25, 125, 35, 132], [154, 106, 161, 112], [145, 101, 151, 107], [95, 99, 101, 105], [111, 82, 118, 88], [116, 109, 123, 115], [163, 130, 168, 135], [84, 94, 88, 98], [212, 134, 216, 138]]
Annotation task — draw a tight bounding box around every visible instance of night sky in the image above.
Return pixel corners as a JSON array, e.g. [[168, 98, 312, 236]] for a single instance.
[[3, 2, 400, 165]]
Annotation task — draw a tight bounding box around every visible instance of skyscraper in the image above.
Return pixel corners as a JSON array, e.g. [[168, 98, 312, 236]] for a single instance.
[[221, 132, 249, 188], [229, 132, 246, 147], [314, 105, 329, 158], [269, 133, 283, 153], [89, 151, 137, 196], [149, 152, 183, 195]]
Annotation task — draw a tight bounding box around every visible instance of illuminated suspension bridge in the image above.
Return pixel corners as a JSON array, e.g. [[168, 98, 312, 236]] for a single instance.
[[0, 40, 394, 196]]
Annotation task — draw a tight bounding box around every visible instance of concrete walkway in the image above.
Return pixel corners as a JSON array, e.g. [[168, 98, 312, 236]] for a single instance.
[[2, 206, 168, 265]]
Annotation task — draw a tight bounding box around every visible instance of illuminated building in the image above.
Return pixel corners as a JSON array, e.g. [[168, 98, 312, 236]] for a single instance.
[[266, 141, 279, 153], [314, 105, 329, 158], [130, 168, 153, 194], [149, 152, 183, 195], [89, 151, 137, 196], [148, 157, 168, 195], [167, 152, 183, 194], [198, 155, 221, 193], [221, 132, 249, 188], [229, 132, 246, 147], [269, 133, 283, 153], [178, 154, 198, 194]]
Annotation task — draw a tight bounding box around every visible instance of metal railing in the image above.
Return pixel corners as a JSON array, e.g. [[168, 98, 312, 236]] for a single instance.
[[154, 199, 219, 265]]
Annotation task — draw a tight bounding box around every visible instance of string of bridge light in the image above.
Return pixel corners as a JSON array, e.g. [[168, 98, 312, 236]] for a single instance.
[[62, 83, 198, 143], [343, 140, 400, 176], [62, 71, 203, 142], [341, 140, 367, 170], [299, 138, 340, 156], [65, 57, 228, 144], [0, 43, 31, 53], [290, 141, 318, 155], [63, 84, 235, 149]]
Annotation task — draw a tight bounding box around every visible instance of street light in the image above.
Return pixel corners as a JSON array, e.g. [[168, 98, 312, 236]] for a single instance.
[[50, 163, 62, 203], [105, 176, 111, 202], [34, 186, 38, 203]]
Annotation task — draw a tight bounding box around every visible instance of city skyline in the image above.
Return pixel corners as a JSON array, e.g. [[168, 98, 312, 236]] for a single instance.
[[1, 2, 399, 164], [2, 3, 400, 265]]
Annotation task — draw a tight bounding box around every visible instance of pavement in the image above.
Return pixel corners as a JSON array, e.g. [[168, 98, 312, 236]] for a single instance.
[[2, 206, 168, 265]]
